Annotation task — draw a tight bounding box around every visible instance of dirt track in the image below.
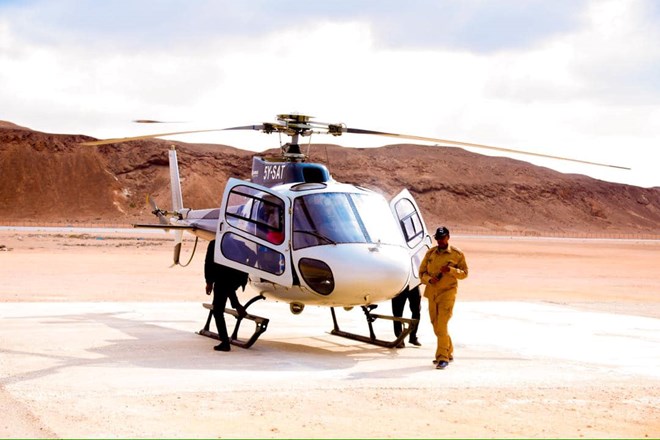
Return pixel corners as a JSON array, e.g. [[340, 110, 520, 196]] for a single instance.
[[1, 230, 659, 438]]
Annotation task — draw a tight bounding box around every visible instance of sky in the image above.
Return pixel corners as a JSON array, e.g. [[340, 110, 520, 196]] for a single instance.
[[1, 0, 659, 188]]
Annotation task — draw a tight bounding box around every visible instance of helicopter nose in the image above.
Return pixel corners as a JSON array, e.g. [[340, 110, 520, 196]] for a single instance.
[[310, 244, 411, 305]]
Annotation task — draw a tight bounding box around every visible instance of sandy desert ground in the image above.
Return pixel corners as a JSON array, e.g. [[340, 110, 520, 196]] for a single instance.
[[0, 229, 659, 438]]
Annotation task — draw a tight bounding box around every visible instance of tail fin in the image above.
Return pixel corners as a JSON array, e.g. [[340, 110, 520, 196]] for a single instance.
[[169, 146, 184, 211], [168, 146, 184, 265]]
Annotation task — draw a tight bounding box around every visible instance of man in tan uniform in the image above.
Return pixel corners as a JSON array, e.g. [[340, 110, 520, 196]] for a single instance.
[[419, 226, 468, 369]]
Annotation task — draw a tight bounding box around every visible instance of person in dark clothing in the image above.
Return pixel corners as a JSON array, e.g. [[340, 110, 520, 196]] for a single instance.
[[205, 240, 248, 352], [391, 285, 422, 347]]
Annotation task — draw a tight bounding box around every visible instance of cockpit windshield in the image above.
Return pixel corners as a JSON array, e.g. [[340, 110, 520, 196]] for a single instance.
[[292, 192, 403, 249]]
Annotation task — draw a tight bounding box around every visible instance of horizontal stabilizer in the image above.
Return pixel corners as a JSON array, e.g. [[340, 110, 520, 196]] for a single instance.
[[133, 224, 197, 230]]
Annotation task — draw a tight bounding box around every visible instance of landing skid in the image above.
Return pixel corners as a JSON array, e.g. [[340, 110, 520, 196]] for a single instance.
[[330, 305, 418, 348], [197, 295, 269, 349]]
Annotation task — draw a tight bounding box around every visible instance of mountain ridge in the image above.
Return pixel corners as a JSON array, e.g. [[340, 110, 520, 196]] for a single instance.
[[1, 123, 658, 236]]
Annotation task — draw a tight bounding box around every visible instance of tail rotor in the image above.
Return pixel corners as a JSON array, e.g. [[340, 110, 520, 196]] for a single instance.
[[147, 194, 168, 225]]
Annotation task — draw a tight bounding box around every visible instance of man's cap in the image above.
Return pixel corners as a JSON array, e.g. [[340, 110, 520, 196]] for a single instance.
[[434, 226, 450, 239]]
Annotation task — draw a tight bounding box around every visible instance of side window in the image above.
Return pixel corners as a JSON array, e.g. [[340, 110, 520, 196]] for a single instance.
[[225, 185, 285, 245], [394, 198, 423, 248], [221, 232, 285, 275]]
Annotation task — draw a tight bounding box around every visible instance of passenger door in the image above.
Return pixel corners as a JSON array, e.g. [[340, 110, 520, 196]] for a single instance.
[[389, 189, 432, 289], [215, 178, 293, 287]]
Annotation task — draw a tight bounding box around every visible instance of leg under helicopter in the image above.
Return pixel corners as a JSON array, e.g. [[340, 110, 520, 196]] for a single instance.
[[197, 295, 269, 349], [329, 305, 419, 348], [391, 286, 422, 346]]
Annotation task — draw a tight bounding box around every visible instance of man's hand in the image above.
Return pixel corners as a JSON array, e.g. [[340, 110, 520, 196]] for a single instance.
[[440, 264, 451, 274], [205, 283, 213, 295]]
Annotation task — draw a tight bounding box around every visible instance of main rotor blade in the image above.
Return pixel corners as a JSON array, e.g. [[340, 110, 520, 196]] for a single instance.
[[345, 128, 630, 170], [80, 124, 265, 146]]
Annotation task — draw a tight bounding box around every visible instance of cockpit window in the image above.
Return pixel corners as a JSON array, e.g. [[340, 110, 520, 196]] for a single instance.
[[292, 192, 402, 250]]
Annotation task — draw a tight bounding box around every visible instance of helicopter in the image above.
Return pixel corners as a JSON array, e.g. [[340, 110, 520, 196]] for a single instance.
[[82, 113, 629, 349]]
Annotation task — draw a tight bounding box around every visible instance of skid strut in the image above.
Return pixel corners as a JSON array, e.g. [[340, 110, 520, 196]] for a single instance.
[[330, 305, 418, 348], [197, 295, 269, 349]]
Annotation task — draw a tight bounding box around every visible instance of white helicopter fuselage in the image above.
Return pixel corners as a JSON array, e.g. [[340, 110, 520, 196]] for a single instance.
[[165, 149, 431, 310], [246, 182, 414, 307]]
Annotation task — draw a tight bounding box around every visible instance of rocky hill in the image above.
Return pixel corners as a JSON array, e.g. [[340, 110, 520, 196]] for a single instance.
[[1, 122, 658, 237]]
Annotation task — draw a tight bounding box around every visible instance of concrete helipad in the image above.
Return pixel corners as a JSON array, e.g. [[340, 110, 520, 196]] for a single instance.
[[2, 300, 659, 438]]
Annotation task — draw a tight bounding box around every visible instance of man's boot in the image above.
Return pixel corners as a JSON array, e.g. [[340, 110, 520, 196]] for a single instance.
[[214, 341, 231, 351]]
